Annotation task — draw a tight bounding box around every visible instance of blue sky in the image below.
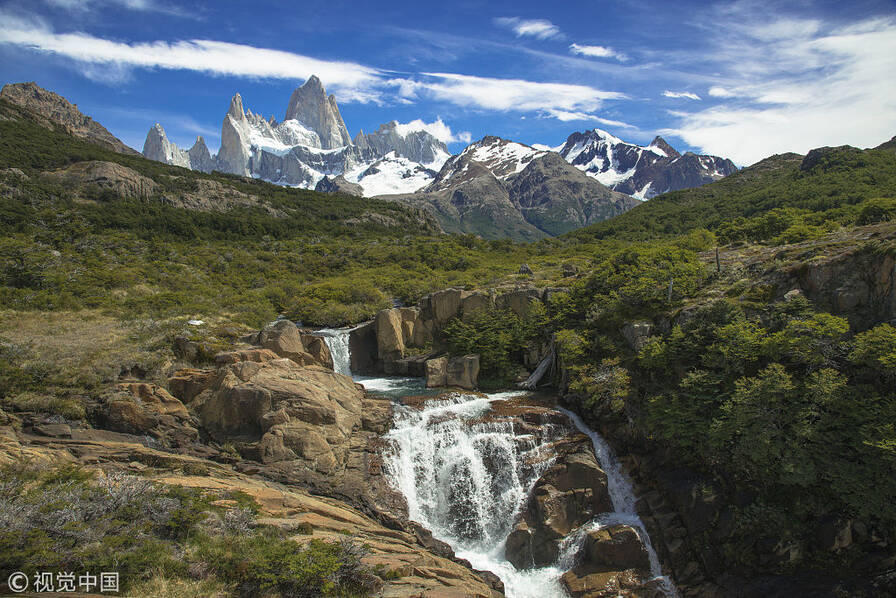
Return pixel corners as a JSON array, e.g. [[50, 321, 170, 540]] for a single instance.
[[1, 0, 895, 165]]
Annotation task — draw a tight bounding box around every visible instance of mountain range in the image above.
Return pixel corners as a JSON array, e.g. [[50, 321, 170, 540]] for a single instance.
[[137, 76, 738, 239]]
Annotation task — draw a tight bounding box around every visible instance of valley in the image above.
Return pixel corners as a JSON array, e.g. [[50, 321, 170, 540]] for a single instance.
[[1, 80, 895, 598]]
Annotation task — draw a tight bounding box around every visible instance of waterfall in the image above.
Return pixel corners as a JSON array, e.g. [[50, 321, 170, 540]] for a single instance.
[[316, 328, 352, 376], [384, 392, 678, 598], [384, 391, 571, 597], [559, 407, 678, 596]]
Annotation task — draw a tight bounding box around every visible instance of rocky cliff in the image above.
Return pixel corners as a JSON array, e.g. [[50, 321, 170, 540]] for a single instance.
[[0, 82, 140, 156]]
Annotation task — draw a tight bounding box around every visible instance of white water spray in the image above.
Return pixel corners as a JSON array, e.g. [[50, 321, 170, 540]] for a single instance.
[[316, 328, 352, 376]]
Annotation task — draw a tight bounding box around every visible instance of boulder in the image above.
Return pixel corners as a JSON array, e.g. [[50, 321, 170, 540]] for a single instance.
[[252, 320, 318, 365], [519, 263, 533, 275], [194, 359, 363, 476], [168, 368, 216, 403], [300, 334, 334, 370], [559, 525, 653, 598], [425, 357, 448, 388], [446, 355, 480, 390], [375, 308, 405, 361], [505, 435, 612, 568]]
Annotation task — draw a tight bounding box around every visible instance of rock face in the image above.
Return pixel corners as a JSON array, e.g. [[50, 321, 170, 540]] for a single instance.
[[216, 93, 252, 176], [0, 82, 140, 155], [355, 121, 450, 167], [194, 358, 368, 481], [43, 161, 157, 199], [558, 129, 737, 200], [505, 435, 613, 568], [560, 525, 655, 598], [284, 75, 352, 150], [247, 320, 319, 366], [143, 123, 191, 168], [446, 355, 480, 390], [314, 174, 363, 196], [101, 382, 198, 447]]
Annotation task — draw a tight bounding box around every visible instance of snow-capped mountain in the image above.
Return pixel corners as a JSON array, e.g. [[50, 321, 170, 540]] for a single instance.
[[385, 136, 640, 241], [557, 129, 737, 200], [142, 76, 449, 195]]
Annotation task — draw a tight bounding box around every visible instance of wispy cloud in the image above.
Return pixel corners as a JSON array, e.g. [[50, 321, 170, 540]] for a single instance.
[[568, 43, 626, 61], [392, 117, 471, 144], [494, 17, 562, 40], [0, 10, 627, 124], [663, 90, 701, 100], [665, 7, 896, 165], [400, 72, 624, 119], [707, 86, 737, 98], [0, 12, 383, 100], [42, 0, 196, 18]]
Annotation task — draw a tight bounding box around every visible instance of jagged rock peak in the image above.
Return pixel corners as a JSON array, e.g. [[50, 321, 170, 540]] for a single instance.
[[284, 75, 352, 149], [649, 136, 681, 158], [228, 93, 245, 120]]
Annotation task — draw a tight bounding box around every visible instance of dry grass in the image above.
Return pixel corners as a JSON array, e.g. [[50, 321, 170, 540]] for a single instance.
[[124, 573, 228, 598], [0, 309, 179, 398]]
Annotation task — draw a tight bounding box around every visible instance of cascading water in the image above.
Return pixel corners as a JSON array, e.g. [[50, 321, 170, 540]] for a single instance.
[[384, 391, 573, 597], [559, 407, 678, 596], [385, 393, 679, 597], [316, 328, 352, 376], [318, 325, 677, 596]]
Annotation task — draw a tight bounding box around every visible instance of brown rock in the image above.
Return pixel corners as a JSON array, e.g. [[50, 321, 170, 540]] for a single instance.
[[426, 288, 463, 327], [168, 368, 216, 403], [505, 435, 612, 568], [559, 525, 654, 598], [495, 288, 542, 317], [425, 357, 448, 388], [375, 308, 406, 361], [461, 291, 493, 321], [252, 320, 317, 365], [214, 348, 279, 365], [446, 354, 480, 390], [195, 359, 365, 479], [300, 333, 334, 370]]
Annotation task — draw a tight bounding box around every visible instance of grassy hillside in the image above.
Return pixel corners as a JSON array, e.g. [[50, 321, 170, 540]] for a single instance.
[[569, 145, 896, 245]]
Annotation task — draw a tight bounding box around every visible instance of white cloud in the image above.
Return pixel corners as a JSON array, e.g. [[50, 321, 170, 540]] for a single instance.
[[407, 72, 624, 120], [663, 90, 702, 100], [392, 117, 471, 144], [569, 43, 626, 61], [543, 109, 635, 129], [0, 10, 626, 124], [494, 17, 562, 40], [669, 12, 896, 165], [707, 86, 737, 98], [0, 14, 383, 101]]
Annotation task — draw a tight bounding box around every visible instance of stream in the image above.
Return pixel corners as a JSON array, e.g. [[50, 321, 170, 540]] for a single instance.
[[317, 328, 677, 597]]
